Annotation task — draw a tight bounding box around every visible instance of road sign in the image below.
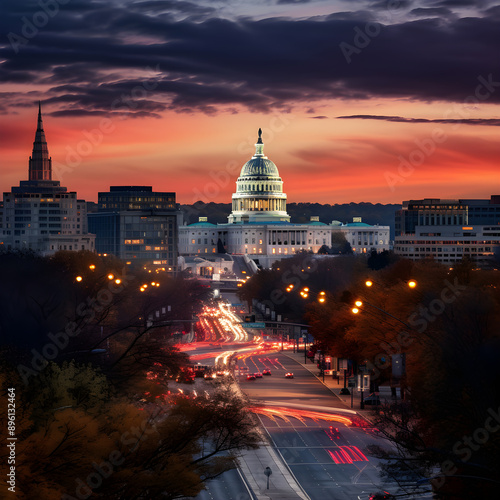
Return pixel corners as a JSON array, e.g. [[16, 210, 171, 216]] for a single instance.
[[348, 377, 356, 388], [241, 322, 265, 328]]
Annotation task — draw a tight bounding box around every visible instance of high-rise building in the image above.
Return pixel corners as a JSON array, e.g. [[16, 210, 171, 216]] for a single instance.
[[88, 186, 181, 273], [0, 103, 95, 254]]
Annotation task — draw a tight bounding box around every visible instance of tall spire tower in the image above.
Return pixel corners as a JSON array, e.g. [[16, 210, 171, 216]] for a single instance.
[[29, 101, 52, 181]]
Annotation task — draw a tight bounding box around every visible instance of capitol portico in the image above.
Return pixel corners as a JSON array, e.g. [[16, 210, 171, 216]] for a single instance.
[[179, 130, 390, 269]]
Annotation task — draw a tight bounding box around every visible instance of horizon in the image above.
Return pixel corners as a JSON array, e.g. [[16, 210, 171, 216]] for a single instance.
[[2, 0, 499, 205]]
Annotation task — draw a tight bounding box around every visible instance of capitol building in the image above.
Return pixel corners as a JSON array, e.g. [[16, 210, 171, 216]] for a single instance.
[[179, 130, 389, 269]]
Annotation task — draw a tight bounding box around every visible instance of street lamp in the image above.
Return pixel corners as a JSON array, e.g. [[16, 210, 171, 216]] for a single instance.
[[351, 297, 417, 402], [365, 278, 417, 289]]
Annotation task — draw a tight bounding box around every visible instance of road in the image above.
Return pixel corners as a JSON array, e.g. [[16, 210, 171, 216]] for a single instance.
[[184, 303, 430, 499], [236, 352, 392, 500]]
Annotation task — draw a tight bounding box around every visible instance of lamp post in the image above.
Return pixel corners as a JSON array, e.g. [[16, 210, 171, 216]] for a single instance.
[[351, 281, 418, 401], [264, 467, 272, 489]]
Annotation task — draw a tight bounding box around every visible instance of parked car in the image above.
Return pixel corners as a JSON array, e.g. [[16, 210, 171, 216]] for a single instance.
[[285, 372, 294, 379], [246, 374, 256, 381], [262, 369, 271, 376], [364, 393, 381, 405]]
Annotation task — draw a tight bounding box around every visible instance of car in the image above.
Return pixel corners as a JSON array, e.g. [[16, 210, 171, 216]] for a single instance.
[[285, 372, 294, 379], [363, 393, 381, 405], [262, 369, 271, 376], [254, 372, 263, 378], [328, 426, 340, 439], [203, 372, 215, 380], [369, 492, 396, 500], [246, 374, 256, 381]]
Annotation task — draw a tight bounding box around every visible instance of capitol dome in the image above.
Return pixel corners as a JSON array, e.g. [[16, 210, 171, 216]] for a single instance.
[[228, 129, 290, 224], [240, 153, 280, 178]]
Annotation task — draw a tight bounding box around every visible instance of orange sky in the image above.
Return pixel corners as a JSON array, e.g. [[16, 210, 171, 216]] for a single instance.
[[2, 99, 499, 205], [2, 1, 499, 206]]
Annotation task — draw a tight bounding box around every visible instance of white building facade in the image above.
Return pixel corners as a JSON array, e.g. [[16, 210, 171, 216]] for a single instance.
[[179, 131, 390, 268], [394, 225, 500, 266], [394, 198, 500, 266], [332, 220, 390, 254]]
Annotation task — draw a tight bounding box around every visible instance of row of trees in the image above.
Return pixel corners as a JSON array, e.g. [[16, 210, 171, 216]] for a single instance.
[[239, 252, 500, 499], [0, 250, 260, 499]]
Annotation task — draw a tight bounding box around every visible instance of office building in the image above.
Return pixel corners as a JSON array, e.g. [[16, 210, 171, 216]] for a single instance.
[[88, 186, 181, 272], [0, 103, 95, 254]]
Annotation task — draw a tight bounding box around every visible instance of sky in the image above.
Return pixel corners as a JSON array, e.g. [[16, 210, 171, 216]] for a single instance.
[[0, 0, 499, 205]]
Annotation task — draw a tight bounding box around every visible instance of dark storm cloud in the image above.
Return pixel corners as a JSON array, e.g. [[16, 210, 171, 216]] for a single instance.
[[337, 115, 500, 126], [130, 1, 218, 16], [276, 0, 312, 4], [484, 5, 500, 19], [369, 0, 413, 10], [0, 0, 499, 116], [410, 7, 454, 17]]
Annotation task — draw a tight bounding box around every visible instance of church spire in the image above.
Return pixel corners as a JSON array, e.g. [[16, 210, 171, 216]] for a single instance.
[[29, 101, 52, 181], [37, 100, 43, 131]]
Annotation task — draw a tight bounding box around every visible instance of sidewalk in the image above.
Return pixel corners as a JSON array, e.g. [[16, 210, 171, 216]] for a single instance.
[[237, 442, 309, 500], [233, 370, 310, 500]]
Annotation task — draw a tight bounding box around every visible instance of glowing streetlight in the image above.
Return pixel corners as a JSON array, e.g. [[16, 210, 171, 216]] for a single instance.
[[89, 264, 96, 270], [365, 280, 373, 287], [408, 279, 417, 289], [114, 278, 121, 285], [355, 300, 363, 307], [107, 273, 114, 280], [352, 307, 360, 314], [76, 276, 83, 282]]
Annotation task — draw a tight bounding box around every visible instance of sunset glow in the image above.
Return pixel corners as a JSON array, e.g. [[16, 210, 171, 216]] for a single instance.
[[1, 1, 498, 206]]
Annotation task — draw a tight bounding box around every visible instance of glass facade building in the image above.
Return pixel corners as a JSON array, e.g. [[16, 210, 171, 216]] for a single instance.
[[88, 186, 180, 273]]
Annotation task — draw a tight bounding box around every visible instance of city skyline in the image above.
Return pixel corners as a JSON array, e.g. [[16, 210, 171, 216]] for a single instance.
[[1, 0, 499, 205]]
